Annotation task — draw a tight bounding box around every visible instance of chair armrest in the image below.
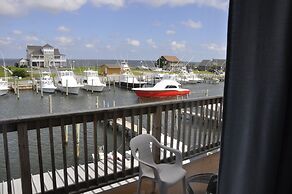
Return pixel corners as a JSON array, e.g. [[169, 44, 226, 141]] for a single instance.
[[159, 144, 183, 166]]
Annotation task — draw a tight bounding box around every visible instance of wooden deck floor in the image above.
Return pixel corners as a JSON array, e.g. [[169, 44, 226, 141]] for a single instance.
[[85, 150, 220, 194]]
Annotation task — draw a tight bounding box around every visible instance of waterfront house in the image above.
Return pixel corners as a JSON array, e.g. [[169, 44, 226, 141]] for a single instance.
[[156, 55, 180, 70], [100, 64, 121, 75], [198, 59, 226, 72], [17, 58, 29, 67], [26, 44, 66, 67]]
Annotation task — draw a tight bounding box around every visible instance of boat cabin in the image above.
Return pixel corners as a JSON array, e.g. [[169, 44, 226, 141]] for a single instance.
[[153, 80, 181, 89], [59, 71, 74, 77], [84, 70, 98, 77]]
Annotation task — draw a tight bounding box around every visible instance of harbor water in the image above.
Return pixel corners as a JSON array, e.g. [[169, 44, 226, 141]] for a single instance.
[[0, 82, 224, 181]]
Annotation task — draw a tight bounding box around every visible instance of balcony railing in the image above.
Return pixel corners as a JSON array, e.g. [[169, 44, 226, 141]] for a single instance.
[[0, 96, 223, 194]]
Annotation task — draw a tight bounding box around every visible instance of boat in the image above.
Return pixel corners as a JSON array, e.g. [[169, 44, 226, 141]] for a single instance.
[[132, 79, 190, 98], [81, 70, 106, 92], [177, 70, 203, 84], [118, 60, 146, 88], [56, 70, 83, 94], [0, 78, 9, 96], [39, 71, 57, 93], [0, 60, 9, 96]]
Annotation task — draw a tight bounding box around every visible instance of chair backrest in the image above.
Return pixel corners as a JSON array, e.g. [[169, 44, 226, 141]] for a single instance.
[[130, 134, 158, 165]]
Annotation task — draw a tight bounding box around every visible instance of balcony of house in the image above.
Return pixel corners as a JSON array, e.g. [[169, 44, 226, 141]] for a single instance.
[[54, 55, 67, 63], [0, 96, 223, 194], [30, 56, 45, 63]]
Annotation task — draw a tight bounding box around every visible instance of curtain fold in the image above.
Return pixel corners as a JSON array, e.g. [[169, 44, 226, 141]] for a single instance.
[[218, 0, 292, 193]]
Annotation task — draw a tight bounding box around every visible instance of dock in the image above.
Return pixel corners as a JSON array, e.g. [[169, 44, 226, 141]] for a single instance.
[[0, 158, 139, 194]]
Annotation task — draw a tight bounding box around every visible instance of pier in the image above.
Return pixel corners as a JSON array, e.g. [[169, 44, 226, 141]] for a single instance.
[[0, 96, 223, 194]]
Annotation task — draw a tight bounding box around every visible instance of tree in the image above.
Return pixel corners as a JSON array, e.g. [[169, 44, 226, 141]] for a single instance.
[[12, 68, 29, 78]]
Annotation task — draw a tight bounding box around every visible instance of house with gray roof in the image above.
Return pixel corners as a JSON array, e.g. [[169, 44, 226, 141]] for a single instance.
[[198, 59, 226, 71], [26, 44, 66, 67]]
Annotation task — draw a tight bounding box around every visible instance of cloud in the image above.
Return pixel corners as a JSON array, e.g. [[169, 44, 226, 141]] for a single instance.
[[0, 37, 12, 45], [105, 45, 112, 49], [91, 0, 125, 8], [171, 41, 186, 51], [146, 39, 157, 48], [25, 0, 87, 12], [56, 36, 74, 46], [0, 0, 87, 15], [85, 43, 95, 48], [0, 0, 22, 15], [12, 30, 22, 35], [25, 35, 39, 42], [182, 19, 202, 29], [127, 38, 140, 47], [202, 43, 226, 52], [58, 26, 70, 32], [166, 30, 176, 35], [131, 0, 229, 10]]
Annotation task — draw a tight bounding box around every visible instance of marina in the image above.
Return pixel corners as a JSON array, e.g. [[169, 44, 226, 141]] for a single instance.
[[0, 95, 223, 194]]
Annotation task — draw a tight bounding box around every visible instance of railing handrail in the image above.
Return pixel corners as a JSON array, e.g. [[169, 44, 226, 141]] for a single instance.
[[0, 96, 223, 133]]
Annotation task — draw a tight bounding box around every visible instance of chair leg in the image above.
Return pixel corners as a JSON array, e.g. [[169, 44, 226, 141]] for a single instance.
[[151, 181, 156, 194], [159, 184, 167, 194], [182, 176, 186, 194], [137, 178, 142, 194]]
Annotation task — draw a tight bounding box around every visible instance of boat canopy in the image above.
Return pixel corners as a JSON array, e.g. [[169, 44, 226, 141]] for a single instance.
[[153, 80, 181, 89], [59, 71, 74, 77], [84, 70, 98, 77]]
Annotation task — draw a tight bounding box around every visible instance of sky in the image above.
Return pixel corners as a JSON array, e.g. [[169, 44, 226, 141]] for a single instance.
[[0, 0, 229, 61]]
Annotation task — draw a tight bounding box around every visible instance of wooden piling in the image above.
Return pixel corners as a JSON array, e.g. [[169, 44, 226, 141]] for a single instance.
[[17, 79, 19, 100], [65, 125, 68, 144], [49, 95, 52, 113], [40, 80, 43, 98], [66, 80, 68, 96], [91, 79, 94, 93], [96, 96, 99, 108], [14, 78, 16, 94], [76, 124, 80, 158]]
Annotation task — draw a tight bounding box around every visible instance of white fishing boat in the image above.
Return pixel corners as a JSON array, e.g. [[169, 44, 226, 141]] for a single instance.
[[39, 71, 57, 93], [0, 78, 9, 96], [177, 70, 203, 84], [0, 59, 9, 96], [56, 70, 83, 94], [132, 79, 190, 98], [81, 70, 105, 92], [119, 60, 146, 88]]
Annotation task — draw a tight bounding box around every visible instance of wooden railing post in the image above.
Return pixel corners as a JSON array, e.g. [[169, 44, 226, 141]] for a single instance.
[[152, 105, 162, 163], [17, 123, 32, 194]]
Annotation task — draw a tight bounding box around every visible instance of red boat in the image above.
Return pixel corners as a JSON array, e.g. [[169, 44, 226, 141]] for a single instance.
[[132, 79, 190, 98]]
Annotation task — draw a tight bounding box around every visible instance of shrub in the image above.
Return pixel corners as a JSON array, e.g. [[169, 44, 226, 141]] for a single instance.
[[12, 68, 29, 78]]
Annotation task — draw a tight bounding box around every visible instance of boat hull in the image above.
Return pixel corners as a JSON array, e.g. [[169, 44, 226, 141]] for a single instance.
[[134, 90, 190, 98], [57, 86, 81, 95], [42, 87, 56, 93], [83, 85, 105, 92], [0, 89, 8, 96]]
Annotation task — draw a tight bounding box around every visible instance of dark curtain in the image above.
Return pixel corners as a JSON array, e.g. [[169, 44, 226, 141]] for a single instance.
[[218, 0, 292, 193]]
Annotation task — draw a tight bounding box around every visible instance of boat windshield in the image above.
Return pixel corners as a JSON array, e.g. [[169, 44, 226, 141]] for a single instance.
[[165, 85, 178, 89], [60, 71, 73, 76], [85, 71, 98, 77]]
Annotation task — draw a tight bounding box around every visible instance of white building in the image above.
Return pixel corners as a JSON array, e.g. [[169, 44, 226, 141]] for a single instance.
[[26, 44, 66, 67]]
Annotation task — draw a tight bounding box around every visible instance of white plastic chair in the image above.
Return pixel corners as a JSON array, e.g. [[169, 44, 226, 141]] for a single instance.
[[130, 134, 186, 194]]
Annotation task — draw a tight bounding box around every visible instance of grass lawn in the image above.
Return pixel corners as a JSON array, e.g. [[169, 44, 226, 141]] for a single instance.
[[193, 70, 214, 74]]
